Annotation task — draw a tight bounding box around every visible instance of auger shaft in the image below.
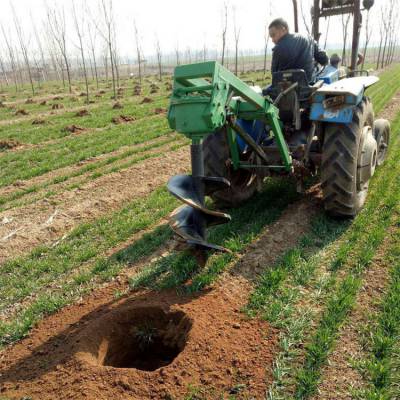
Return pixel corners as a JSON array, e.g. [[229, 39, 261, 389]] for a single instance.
[[190, 139, 206, 241]]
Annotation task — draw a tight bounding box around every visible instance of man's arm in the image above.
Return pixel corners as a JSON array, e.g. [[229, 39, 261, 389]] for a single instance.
[[313, 41, 328, 66]]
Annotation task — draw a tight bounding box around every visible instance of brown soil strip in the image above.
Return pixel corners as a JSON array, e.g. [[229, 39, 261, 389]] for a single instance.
[[0, 146, 190, 265], [0, 188, 320, 399]]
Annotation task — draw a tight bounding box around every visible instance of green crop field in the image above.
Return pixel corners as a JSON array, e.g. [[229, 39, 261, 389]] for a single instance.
[[0, 63, 400, 399]]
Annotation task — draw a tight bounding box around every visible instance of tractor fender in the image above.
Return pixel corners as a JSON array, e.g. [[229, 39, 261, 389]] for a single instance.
[[310, 75, 379, 123]]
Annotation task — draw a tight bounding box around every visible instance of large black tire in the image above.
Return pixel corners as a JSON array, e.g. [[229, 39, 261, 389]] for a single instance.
[[321, 97, 375, 217], [203, 128, 258, 207]]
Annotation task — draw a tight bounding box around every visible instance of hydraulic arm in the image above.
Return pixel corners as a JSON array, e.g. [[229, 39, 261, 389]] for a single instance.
[[167, 61, 292, 252]]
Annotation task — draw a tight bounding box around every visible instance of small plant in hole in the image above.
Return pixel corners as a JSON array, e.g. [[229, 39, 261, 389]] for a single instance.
[[132, 323, 158, 351]]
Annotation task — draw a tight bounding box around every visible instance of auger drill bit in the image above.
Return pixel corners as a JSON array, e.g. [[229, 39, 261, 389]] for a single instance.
[[167, 140, 231, 252]]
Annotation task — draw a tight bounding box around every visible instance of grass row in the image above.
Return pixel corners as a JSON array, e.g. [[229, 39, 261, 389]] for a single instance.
[[365, 65, 400, 114], [0, 116, 171, 187], [0, 133, 186, 211], [352, 224, 400, 399]]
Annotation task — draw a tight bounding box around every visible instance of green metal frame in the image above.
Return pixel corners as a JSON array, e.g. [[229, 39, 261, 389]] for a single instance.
[[167, 61, 292, 172]]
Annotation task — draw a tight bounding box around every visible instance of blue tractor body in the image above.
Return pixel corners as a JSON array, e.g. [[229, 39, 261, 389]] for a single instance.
[[235, 67, 379, 152]]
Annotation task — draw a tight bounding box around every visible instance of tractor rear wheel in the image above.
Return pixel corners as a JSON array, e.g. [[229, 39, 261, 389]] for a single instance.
[[321, 98, 376, 217], [203, 128, 258, 207]]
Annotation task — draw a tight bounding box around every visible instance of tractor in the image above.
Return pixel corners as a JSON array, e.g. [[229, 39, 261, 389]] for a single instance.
[[166, 0, 390, 253]]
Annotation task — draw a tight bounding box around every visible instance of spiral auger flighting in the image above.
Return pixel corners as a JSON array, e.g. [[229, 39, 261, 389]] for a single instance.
[[167, 141, 232, 253]]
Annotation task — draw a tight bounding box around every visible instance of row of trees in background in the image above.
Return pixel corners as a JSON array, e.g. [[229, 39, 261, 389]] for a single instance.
[[0, 0, 399, 99]]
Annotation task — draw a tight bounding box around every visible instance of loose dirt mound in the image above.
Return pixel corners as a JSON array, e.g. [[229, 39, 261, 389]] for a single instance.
[[112, 102, 123, 109], [75, 109, 90, 117], [32, 118, 46, 125], [25, 98, 34, 104], [0, 286, 276, 400], [63, 124, 85, 134], [111, 115, 136, 124], [154, 107, 167, 115], [140, 97, 153, 104], [51, 103, 64, 110], [15, 109, 28, 116], [0, 139, 20, 150], [39, 100, 47, 106]]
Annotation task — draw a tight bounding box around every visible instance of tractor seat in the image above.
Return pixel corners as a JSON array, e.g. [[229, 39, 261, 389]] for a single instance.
[[264, 69, 315, 129], [270, 69, 314, 102]]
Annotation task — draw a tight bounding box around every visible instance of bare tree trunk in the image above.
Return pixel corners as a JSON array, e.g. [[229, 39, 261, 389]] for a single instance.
[[324, 17, 331, 50], [46, 5, 72, 93], [263, 24, 270, 76], [104, 52, 109, 83], [155, 38, 162, 81], [133, 21, 142, 85], [203, 41, 207, 62], [72, 1, 89, 104], [97, 0, 117, 98], [11, 4, 35, 95], [233, 6, 240, 76], [300, 1, 311, 36], [341, 13, 351, 65], [0, 55, 9, 86], [292, 0, 299, 33], [32, 18, 47, 82], [88, 24, 99, 89], [361, 10, 372, 70], [175, 42, 180, 66], [1, 24, 18, 92], [221, 2, 228, 66]]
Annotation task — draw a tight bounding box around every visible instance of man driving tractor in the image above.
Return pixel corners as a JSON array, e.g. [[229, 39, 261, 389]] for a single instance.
[[268, 18, 329, 82]]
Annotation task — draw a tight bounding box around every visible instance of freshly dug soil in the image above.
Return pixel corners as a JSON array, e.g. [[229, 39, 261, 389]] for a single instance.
[[75, 109, 90, 117], [63, 124, 85, 134], [112, 115, 136, 124], [0, 139, 20, 150], [0, 286, 277, 399], [141, 97, 153, 104]]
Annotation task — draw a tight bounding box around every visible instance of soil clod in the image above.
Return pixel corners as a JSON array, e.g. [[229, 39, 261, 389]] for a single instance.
[[32, 118, 46, 125], [75, 109, 90, 117], [15, 109, 28, 116], [0, 139, 20, 150], [52, 103, 64, 110], [112, 102, 123, 109], [112, 115, 136, 124], [63, 125, 85, 134], [141, 97, 153, 104], [154, 107, 167, 115]]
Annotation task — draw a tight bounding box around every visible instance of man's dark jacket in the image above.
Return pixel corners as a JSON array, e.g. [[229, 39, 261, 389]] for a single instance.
[[271, 33, 328, 82]]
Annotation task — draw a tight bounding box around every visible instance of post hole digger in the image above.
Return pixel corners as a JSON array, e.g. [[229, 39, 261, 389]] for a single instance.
[[166, 1, 390, 255]]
